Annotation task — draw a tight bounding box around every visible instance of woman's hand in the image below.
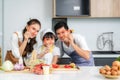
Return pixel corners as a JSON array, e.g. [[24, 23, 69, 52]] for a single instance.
[[24, 31, 31, 40], [19, 31, 31, 55]]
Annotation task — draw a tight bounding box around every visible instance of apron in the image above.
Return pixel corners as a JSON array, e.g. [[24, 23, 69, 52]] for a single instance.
[[61, 42, 95, 66]]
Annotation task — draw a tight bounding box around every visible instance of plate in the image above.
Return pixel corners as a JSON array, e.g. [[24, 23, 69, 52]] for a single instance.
[[102, 74, 120, 79]]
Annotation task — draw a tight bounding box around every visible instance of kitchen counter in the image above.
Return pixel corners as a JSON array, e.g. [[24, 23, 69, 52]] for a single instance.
[[93, 54, 120, 58], [62, 51, 120, 58], [0, 66, 120, 80], [92, 51, 120, 58], [63, 54, 120, 58], [92, 51, 120, 66], [57, 51, 120, 65]]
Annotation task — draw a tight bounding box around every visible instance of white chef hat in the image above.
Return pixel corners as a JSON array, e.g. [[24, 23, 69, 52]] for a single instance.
[[40, 29, 55, 40]]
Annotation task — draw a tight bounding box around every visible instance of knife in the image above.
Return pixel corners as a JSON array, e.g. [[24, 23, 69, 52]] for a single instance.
[[76, 66, 80, 70]]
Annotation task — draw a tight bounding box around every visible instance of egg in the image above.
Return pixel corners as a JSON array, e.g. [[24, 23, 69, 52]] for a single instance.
[[104, 65, 111, 71], [111, 70, 118, 75], [112, 66, 118, 71], [117, 70, 120, 75], [106, 71, 111, 75], [99, 68, 106, 74], [112, 61, 120, 66]]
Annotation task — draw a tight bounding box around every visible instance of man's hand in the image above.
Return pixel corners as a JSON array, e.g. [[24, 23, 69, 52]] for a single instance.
[[68, 34, 74, 45]]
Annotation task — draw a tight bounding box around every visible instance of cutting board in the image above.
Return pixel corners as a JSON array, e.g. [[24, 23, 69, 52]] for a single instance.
[[4, 69, 31, 73], [0, 67, 31, 73], [52, 65, 80, 71], [0, 65, 32, 73]]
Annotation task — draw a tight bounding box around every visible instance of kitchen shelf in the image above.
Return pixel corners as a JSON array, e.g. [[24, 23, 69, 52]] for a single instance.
[[53, 0, 90, 18], [53, 0, 120, 18]]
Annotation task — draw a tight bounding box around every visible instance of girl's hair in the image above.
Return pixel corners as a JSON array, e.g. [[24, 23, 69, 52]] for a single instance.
[[22, 19, 41, 57], [43, 32, 55, 41]]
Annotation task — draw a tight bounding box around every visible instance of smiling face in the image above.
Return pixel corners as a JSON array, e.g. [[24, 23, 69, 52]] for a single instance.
[[43, 37, 55, 47], [26, 23, 40, 38], [56, 26, 70, 42]]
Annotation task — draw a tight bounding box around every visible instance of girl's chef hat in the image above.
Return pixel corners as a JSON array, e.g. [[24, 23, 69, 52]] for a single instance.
[[40, 29, 55, 40]]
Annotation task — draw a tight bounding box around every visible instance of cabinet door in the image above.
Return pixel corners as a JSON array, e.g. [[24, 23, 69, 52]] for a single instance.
[[52, 0, 90, 18], [94, 58, 116, 66], [91, 0, 120, 17], [57, 58, 72, 64], [112, 0, 120, 17]]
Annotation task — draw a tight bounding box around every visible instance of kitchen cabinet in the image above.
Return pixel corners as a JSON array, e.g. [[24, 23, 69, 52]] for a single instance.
[[94, 58, 116, 66], [57, 51, 120, 66], [57, 57, 116, 66], [92, 51, 119, 66], [57, 58, 72, 64], [53, 0, 120, 18], [91, 0, 120, 17], [53, 0, 90, 18]]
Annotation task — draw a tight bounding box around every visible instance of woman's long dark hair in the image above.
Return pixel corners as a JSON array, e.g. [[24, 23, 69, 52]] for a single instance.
[[22, 19, 41, 57]]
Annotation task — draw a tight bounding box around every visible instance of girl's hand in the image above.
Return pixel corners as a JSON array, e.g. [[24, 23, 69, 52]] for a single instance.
[[43, 47, 50, 54]]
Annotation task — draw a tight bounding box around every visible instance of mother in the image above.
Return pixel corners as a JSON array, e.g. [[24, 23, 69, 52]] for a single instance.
[[8, 19, 41, 65]]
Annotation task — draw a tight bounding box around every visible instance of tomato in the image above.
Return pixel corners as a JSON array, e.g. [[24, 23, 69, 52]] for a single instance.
[[34, 64, 42, 69], [32, 63, 50, 75], [64, 65, 72, 68], [35, 69, 43, 75], [42, 64, 49, 66], [52, 64, 59, 68], [32, 66, 43, 75]]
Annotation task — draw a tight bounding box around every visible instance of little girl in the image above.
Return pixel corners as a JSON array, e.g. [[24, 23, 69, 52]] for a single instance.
[[37, 29, 60, 65]]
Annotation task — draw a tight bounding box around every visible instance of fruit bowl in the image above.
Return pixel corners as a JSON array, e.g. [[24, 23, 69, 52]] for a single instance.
[[102, 74, 120, 79]]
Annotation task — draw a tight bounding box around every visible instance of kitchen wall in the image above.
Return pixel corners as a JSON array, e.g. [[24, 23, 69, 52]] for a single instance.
[[3, 0, 52, 58], [1, 0, 120, 59], [68, 18, 120, 51], [0, 0, 2, 48]]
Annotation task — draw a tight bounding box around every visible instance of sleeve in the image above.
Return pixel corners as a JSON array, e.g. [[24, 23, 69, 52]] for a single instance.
[[11, 33, 21, 58], [52, 46, 60, 56], [75, 34, 90, 51]]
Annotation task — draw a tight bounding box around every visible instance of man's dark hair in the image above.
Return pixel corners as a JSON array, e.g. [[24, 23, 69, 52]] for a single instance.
[[54, 21, 69, 33]]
